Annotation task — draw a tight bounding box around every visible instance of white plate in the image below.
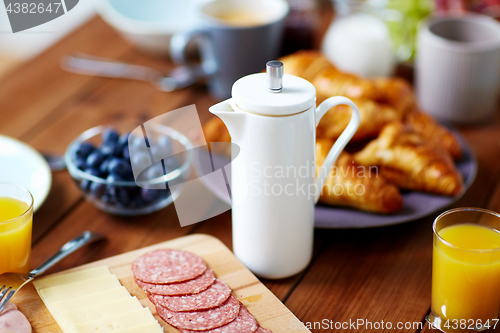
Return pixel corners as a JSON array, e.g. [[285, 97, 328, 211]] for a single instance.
[[0, 135, 52, 212]]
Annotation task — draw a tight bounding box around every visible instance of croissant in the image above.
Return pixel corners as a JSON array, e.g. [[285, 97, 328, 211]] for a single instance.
[[404, 110, 463, 160], [278, 50, 333, 83], [280, 51, 408, 142], [279, 51, 422, 117], [316, 139, 403, 213], [317, 98, 402, 142], [280, 51, 380, 102], [353, 122, 464, 196], [371, 77, 416, 117], [202, 116, 231, 156]]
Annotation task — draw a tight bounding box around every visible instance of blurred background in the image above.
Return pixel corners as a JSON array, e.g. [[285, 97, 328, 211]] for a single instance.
[[0, 0, 94, 77], [0, 0, 499, 80]]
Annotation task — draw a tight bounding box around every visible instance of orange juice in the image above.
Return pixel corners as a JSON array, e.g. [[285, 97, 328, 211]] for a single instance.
[[432, 223, 500, 331], [0, 197, 32, 274]]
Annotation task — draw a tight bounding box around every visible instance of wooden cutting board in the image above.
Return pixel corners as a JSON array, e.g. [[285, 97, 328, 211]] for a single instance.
[[14, 234, 311, 333]]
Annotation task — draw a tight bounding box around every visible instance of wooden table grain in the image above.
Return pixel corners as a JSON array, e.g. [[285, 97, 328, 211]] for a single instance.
[[2, 11, 500, 333]]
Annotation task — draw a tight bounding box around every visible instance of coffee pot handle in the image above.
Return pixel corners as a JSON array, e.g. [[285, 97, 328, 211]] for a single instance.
[[314, 96, 361, 203]]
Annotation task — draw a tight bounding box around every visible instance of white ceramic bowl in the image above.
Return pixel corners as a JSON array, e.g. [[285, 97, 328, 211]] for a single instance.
[[95, 0, 196, 56]]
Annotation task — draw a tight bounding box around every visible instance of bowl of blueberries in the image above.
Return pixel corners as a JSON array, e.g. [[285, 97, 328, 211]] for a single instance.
[[65, 122, 193, 216]]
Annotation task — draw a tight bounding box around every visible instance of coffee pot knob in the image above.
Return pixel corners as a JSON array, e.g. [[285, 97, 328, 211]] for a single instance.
[[266, 60, 283, 93]]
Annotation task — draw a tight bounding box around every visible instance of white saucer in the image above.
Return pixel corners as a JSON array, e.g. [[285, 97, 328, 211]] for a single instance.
[[0, 135, 52, 212]]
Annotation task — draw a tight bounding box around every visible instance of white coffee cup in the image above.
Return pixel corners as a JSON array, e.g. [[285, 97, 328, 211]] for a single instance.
[[416, 14, 500, 123]]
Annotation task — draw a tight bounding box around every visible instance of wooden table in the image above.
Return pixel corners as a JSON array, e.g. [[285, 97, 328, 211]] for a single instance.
[[1, 12, 500, 333]]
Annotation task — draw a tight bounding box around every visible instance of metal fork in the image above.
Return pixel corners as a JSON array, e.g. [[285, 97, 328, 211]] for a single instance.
[[0, 231, 105, 313]]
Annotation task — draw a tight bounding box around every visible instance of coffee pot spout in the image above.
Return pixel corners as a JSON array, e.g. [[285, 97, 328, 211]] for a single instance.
[[208, 98, 246, 144]]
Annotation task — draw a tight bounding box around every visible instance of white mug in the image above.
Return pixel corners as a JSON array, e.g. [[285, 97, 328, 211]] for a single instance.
[[416, 14, 500, 123]]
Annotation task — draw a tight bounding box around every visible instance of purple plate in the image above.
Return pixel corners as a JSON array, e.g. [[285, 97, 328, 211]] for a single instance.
[[195, 129, 477, 229]]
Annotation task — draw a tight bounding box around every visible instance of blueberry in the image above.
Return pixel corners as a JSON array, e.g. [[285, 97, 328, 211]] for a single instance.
[[130, 195, 145, 208], [99, 158, 112, 177], [106, 184, 118, 198], [104, 182, 124, 205], [164, 156, 181, 173], [123, 170, 134, 181], [131, 151, 151, 172], [157, 135, 173, 156], [75, 142, 95, 159], [80, 179, 91, 192], [123, 146, 130, 160], [107, 158, 132, 178], [86, 150, 105, 168], [150, 146, 160, 159], [100, 142, 121, 157], [118, 132, 130, 148], [141, 188, 161, 203], [116, 188, 131, 205], [85, 167, 101, 178], [145, 162, 164, 180], [75, 157, 86, 170], [128, 186, 140, 198], [107, 173, 123, 183], [90, 182, 106, 198], [102, 128, 119, 143], [130, 135, 148, 150], [102, 194, 117, 204]]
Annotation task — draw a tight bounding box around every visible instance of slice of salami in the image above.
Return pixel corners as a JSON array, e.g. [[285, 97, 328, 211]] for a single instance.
[[133, 249, 207, 284], [136, 268, 216, 296], [255, 327, 273, 333], [151, 279, 231, 312], [157, 295, 240, 331], [180, 306, 258, 333], [146, 291, 157, 306]]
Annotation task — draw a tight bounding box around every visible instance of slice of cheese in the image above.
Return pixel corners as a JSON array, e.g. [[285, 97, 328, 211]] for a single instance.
[[50, 287, 131, 313], [71, 308, 158, 333], [60, 297, 144, 325], [39, 275, 122, 303], [33, 266, 111, 290], [112, 322, 164, 333], [50, 287, 137, 333], [34, 266, 162, 333]]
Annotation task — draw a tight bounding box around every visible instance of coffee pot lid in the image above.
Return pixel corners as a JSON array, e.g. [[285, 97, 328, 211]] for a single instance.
[[231, 61, 316, 116]]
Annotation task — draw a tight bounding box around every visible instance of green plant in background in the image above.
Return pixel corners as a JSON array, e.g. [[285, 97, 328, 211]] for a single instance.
[[386, 0, 434, 62]]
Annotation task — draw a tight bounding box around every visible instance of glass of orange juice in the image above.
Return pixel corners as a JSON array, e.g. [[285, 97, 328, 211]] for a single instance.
[[0, 183, 33, 275], [427, 208, 500, 332]]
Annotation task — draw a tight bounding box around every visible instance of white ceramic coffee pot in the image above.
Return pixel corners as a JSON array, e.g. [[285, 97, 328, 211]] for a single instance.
[[209, 61, 360, 279]]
